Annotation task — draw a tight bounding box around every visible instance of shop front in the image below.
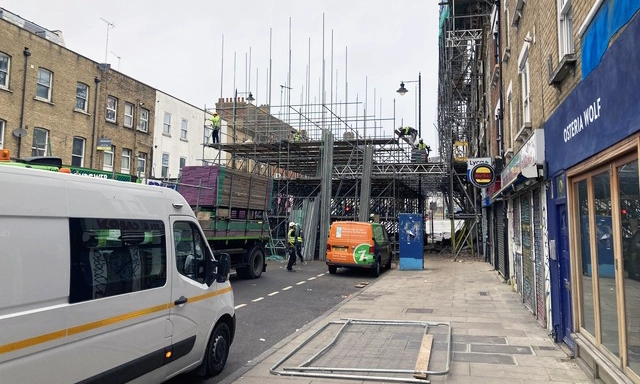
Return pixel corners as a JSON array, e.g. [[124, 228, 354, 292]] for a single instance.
[[544, 12, 640, 383], [493, 130, 548, 329]]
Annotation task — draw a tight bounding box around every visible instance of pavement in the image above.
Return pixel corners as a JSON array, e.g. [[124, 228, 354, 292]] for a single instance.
[[218, 253, 593, 384]]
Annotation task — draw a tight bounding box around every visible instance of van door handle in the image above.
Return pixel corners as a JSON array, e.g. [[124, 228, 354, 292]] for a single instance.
[[174, 296, 188, 305]]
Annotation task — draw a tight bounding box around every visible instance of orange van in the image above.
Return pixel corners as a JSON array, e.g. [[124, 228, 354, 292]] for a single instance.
[[326, 221, 392, 277]]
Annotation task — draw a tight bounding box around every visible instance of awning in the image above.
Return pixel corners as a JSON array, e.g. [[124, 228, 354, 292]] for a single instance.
[[493, 164, 543, 198]]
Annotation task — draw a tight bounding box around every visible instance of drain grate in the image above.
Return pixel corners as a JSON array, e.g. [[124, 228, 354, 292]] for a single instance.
[[406, 308, 434, 314], [478, 291, 489, 296]]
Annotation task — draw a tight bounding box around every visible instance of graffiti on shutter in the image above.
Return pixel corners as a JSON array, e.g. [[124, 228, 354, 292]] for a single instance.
[[496, 202, 507, 278], [521, 193, 536, 313], [533, 189, 546, 326]]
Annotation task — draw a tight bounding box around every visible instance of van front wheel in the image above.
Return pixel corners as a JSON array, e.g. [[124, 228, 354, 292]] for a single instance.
[[200, 322, 231, 377], [372, 259, 381, 277]]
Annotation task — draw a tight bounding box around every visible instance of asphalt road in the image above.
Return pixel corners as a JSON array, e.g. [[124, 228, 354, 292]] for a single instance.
[[166, 258, 381, 383]]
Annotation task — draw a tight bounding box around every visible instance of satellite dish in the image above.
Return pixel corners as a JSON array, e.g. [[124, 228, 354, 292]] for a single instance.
[[13, 127, 27, 138]]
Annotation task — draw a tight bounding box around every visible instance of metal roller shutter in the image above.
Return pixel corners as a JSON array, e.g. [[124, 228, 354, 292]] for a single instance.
[[533, 189, 546, 326], [496, 201, 507, 277], [521, 193, 536, 313]]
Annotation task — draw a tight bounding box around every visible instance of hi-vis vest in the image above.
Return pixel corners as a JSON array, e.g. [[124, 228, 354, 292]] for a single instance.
[[288, 229, 296, 245], [210, 115, 221, 130]]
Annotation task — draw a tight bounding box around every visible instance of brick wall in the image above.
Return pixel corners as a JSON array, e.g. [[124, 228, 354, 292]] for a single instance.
[[496, 0, 589, 160]]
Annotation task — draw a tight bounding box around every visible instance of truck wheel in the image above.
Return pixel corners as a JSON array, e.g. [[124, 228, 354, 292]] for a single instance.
[[328, 265, 337, 274], [236, 246, 264, 279], [199, 322, 230, 377]]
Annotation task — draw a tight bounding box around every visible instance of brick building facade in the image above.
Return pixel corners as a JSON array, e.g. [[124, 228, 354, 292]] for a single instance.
[[0, 10, 155, 179]]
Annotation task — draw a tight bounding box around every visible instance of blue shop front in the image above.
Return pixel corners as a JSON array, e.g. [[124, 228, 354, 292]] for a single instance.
[[545, 9, 640, 382]]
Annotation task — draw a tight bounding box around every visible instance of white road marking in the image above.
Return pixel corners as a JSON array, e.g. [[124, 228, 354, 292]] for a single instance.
[[252, 297, 264, 302], [307, 277, 317, 281], [268, 291, 279, 296], [296, 281, 306, 285], [235, 304, 247, 309], [317, 273, 325, 277], [283, 286, 293, 290]]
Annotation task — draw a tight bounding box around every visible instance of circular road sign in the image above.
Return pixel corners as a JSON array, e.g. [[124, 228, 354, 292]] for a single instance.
[[469, 163, 496, 188]]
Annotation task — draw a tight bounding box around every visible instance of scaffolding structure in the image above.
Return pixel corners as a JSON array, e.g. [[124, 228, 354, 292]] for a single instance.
[[198, 97, 449, 260], [437, 0, 492, 255], [182, 2, 492, 261]]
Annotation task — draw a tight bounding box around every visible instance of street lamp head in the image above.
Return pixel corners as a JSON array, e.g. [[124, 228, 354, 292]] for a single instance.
[[247, 92, 255, 102], [396, 81, 409, 96]]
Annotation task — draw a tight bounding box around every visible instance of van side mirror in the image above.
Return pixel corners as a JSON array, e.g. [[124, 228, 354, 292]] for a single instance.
[[206, 253, 231, 285]]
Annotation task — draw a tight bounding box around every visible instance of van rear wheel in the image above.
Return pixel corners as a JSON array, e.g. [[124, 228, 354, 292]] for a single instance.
[[328, 265, 337, 274], [200, 322, 230, 377]]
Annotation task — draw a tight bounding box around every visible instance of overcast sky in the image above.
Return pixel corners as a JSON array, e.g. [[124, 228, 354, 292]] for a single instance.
[[5, 0, 441, 148]]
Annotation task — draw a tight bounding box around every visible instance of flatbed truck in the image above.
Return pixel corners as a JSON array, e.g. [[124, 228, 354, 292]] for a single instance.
[[175, 165, 272, 279]]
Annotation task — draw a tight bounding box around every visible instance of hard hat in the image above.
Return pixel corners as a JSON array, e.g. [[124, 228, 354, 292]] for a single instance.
[[289, 222, 296, 227], [419, 139, 423, 142], [213, 111, 218, 115]]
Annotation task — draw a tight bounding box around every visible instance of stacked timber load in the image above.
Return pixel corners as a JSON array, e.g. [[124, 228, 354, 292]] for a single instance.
[[177, 165, 272, 212]]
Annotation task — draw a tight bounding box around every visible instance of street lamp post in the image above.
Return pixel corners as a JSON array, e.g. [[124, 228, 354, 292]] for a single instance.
[[397, 73, 423, 216], [396, 72, 421, 138]]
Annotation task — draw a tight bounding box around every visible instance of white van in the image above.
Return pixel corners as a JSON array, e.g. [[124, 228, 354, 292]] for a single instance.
[[0, 164, 235, 383]]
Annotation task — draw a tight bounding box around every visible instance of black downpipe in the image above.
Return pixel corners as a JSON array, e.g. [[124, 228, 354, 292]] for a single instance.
[[18, 47, 31, 158], [90, 76, 101, 168], [494, 1, 510, 277]]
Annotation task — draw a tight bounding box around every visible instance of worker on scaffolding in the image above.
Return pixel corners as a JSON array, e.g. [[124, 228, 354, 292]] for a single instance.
[[292, 129, 302, 142], [206, 111, 221, 144], [417, 139, 431, 162], [395, 126, 418, 147]]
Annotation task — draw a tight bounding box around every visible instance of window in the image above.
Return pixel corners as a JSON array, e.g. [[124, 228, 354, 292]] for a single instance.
[[180, 119, 188, 140], [69, 218, 167, 303], [31, 127, 48, 156], [174, 221, 210, 284], [36, 68, 52, 101], [75, 83, 88, 112], [518, 43, 531, 126], [124, 102, 134, 128], [121, 148, 132, 173], [72, 137, 85, 167], [180, 157, 186, 170], [504, 0, 511, 49], [163, 112, 171, 135], [0, 53, 9, 88], [0, 119, 5, 148], [106, 95, 117, 123], [161, 153, 169, 178], [137, 152, 147, 177], [558, 0, 574, 57], [139, 108, 149, 132], [103, 145, 114, 171]]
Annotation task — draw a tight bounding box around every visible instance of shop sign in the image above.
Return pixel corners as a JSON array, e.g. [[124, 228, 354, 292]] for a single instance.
[[501, 129, 545, 189], [470, 163, 496, 188]]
